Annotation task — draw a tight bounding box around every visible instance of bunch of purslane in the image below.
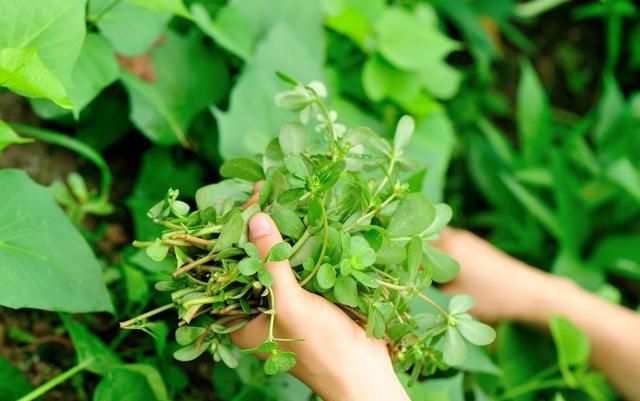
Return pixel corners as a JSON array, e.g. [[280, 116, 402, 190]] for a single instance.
[[123, 74, 495, 381]]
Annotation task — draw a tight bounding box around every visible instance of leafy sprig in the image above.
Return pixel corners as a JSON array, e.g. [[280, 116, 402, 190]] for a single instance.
[[123, 73, 495, 379]]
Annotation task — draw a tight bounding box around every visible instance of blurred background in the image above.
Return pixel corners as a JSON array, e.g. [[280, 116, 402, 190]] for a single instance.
[[0, 0, 638, 400]]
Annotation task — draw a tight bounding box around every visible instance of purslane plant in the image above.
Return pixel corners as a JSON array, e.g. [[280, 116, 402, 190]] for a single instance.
[[122, 73, 495, 381]]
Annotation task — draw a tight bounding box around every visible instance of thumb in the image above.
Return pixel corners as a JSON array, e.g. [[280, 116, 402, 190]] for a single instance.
[[248, 212, 300, 298]]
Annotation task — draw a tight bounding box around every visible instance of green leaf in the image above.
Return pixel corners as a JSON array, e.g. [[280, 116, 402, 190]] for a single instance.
[[94, 368, 158, 401], [388, 193, 436, 237], [374, 6, 459, 71], [174, 343, 210, 362], [366, 306, 386, 339], [241, 340, 278, 354], [175, 326, 206, 346], [127, 0, 191, 18], [238, 257, 261, 276], [264, 350, 296, 375], [501, 173, 562, 239], [0, 170, 113, 313], [258, 269, 274, 287], [375, 239, 407, 265], [0, 120, 32, 151], [278, 188, 305, 205], [122, 264, 149, 303], [61, 314, 120, 374], [90, 0, 170, 56], [550, 315, 591, 368], [307, 196, 324, 227], [271, 204, 305, 239], [516, 59, 550, 162], [449, 295, 475, 315], [128, 148, 204, 239], [362, 54, 419, 103], [267, 242, 293, 262], [0, 48, 72, 108], [0, 0, 86, 83], [316, 264, 337, 289], [443, 326, 467, 366], [146, 239, 169, 261], [458, 344, 501, 376], [0, 355, 32, 400], [215, 19, 325, 158], [212, 212, 244, 252], [284, 155, 309, 178], [393, 115, 415, 152], [65, 33, 120, 113], [334, 276, 359, 307], [455, 315, 496, 346], [217, 344, 239, 369], [195, 179, 253, 211], [351, 270, 379, 288], [191, 3, 253, 61], [220, 157, 265, 182], [407, 236, 422, 283], [113, 364, 170, 401], [606, 158, 640, 202], [591, 234, 640, 280], [403, 112, 456, 202], [422, 204, 453, 238], [279, 122, 307, 154], [121, 31, 229, 145], [423, 243, 459, 283], [417, 56, 462, 100]]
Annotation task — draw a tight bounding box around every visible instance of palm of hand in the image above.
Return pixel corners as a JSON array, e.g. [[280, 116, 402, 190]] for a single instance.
[[230, 212, 390, 382]]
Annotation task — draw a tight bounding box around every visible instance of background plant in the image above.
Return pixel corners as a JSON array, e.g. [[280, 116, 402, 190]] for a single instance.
[[0, 0, 638, 400]]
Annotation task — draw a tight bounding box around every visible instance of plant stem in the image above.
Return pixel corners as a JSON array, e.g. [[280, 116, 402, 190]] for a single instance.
[[119, 303, 175, 328], [372, 157, 396, 198], [174, 234, 214, 247], [376, 280, 409, 291], [173, 253, 215, 277], [290, 229, 311, 257], [313, 97, 343, 159], [299, 217, 329, 287], [17, 358, 93, 401], [498, 378, 568, 400], [416, 292, 450, 320], [191, 224, 223, 237], [347, 192, 397, 231], [267, 288, 276, 341], [11, 124, 112, 197]]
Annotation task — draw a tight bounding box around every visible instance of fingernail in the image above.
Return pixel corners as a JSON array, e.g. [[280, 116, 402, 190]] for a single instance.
[[249, 213, 272, 239]]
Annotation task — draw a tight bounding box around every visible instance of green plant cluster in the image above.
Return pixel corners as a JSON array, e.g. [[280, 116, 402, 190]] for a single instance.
[[126, 76, 495, 378], [0, 0, 639, 400]]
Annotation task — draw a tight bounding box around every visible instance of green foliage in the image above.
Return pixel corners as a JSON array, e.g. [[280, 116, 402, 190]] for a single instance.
[[0, 356, 32, 400], [0, 170, 113, 313], [126, 78, 492, 379], [0, 0, 87, 107], [0, 0, 638, 399]]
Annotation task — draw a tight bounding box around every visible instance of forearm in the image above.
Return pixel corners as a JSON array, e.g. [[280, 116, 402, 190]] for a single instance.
[[518, 275, 640, 400]]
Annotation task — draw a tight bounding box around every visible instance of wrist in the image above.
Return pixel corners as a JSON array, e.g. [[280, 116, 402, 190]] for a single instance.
[[514, 272, 581, 326]]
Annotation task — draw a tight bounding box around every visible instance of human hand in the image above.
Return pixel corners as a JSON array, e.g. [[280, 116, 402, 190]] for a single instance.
[[433, 228, 565, 324], [231, 186, 410, 401]]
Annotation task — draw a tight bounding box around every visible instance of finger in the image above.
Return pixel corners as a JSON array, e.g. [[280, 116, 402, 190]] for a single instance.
[[248, 212, 300, 297], [229, 314, 269, 350], [242, 180, 265, 209]]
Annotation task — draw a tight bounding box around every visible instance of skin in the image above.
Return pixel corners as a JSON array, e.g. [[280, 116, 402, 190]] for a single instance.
[[435, 228, 640, 401], [231, 184, 410, 401]]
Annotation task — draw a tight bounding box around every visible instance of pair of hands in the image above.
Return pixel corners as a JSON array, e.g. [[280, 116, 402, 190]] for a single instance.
[[232, 185, 533, 400]]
